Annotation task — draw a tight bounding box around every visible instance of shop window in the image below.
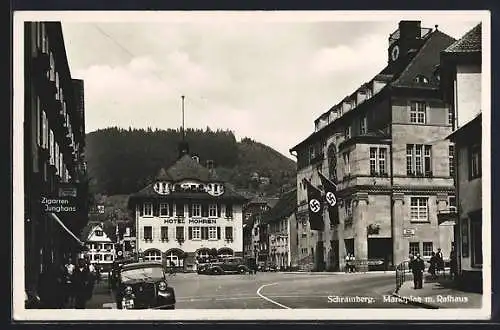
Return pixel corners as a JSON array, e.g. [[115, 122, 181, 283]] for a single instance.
[[422, 242, 433, 257], [409, 242, 420, 256]]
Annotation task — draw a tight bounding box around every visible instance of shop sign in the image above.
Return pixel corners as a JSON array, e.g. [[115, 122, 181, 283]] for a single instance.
[[402, 228, 415, 237], [58, 184, 77, 197], [41, 196, 77, 213]]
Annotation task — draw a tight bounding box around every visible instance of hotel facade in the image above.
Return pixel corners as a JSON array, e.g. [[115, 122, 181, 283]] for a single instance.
[[128, 148, 247, 271], [290, 21, 457, 271]]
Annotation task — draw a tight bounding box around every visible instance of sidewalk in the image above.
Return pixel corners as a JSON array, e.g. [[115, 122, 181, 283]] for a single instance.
[[287, 270, 395, 275], [393, 274, 483, 309]]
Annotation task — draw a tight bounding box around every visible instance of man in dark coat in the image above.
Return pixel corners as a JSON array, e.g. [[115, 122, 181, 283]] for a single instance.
[[73, 258, 92, 309], [409, 253, 425, 289]]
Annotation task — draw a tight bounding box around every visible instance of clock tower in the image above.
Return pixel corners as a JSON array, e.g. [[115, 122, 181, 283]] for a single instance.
[[388, 21, 428, 68]]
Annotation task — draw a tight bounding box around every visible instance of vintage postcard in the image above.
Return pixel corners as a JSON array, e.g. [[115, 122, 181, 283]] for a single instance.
[[12, 10, 491, 320]]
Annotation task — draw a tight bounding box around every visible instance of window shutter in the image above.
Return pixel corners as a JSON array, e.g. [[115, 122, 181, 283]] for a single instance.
[[188, 227, 193, 240], [139, 226, 144, 241], [217, 203, 221, 217], [217, 227, 221, 240], [202, 203, 208, 217], [202, 227, 208, 240], [153, 203, 159, 217], [169, 203, 173, 216], [188, 202, 192, 217], [139, 203, 143, 216]]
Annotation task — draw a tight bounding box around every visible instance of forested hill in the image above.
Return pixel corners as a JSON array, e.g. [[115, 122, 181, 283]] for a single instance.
[[85, 127, 297, 197]]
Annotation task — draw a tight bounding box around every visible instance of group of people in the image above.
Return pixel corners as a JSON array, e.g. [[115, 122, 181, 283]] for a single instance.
[[345, 253, 357, 273], [27, 257, 98, 309], [408, 247, 458, 290]]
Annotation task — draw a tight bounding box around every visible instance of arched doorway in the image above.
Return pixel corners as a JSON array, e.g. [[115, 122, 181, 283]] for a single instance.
[[217, 247, 234, 258], [196, 248, 211, 262], [165, 248, 185, 268], [144, 249, 162, 262]]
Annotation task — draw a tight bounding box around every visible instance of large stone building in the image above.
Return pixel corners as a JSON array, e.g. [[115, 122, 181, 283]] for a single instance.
[[24, 22, 88, 296], [290, 21, 457, 271], [440, 23, 483, 292], [128, 146, 247, 271]]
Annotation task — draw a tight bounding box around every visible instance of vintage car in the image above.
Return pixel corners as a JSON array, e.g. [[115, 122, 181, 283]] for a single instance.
[[109, 258, 136, 289], [207, 257, 250, 275], [115, 262, 176, 309]]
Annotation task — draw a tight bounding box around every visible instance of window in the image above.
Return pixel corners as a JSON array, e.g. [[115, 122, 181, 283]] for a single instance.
[[176, 226, 184, 241], [208, 226, 218, 240], [201, 227, 209, 240], [192, 204, 201, 217], [144, 250, 162, 262], [415, 75, 429, 84], [406, 144, 432, 176], [209, 204, 217, 217], [470, 144, 481, 179], [448, 107, 454, 126], [225, 227, 233, 241], [94, 230, 103, 237], [345, 199, 353, 218], [409, 242, 420, 256], [49, 129, 54, 165], [225, 204, 233, 218], [41, 111, 48, 149], [143, 226, 152, 241], [345, 126, 351, 140], [190, 226, 201, 240], [165, 252, 183, 267], [143, 203, 153, 217], [449, 145, 455, 177], [343, 152, 351, 175], [175, 203, 184, 217], [449, 196, 457, 211], [159, 203, 169, 217], [161, 226, 168, 241], [410, 101, 426, 124], [470, 215, 483, 267], [410, 197, 429, 222], [422, 242, 433, 257], [360, 116, 367, 135], [94, 254, 103, 261], [369, 147, 387, 175]]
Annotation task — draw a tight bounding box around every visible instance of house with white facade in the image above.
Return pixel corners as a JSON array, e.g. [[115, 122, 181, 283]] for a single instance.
[[83, 222, 116, 272], [127, 145, 247, 271]]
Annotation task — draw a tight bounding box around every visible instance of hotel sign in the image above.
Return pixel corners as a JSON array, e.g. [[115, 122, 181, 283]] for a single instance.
[[162, 218, 219, 225]]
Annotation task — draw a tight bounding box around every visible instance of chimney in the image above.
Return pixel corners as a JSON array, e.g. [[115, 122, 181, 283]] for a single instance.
[[398, 21, 421, 41]]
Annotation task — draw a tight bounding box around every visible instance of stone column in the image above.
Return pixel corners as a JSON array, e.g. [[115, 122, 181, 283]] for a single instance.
[[392, 192, 405, 267], [354, 192, 369, 272]]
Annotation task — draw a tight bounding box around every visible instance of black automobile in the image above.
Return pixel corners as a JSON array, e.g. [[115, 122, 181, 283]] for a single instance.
[[115, 262, 176, 310], [110, 258, 136, 289], [208, 257, 249, 275]]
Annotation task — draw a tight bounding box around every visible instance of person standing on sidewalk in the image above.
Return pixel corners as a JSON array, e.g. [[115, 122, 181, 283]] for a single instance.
[[436, 248, 444, 276], [410, 254, 425, 289], [63, 258, 76, 308], [428, 252, 438, 280], [73, 258, 91, 309], [450, 247, 458, 280]]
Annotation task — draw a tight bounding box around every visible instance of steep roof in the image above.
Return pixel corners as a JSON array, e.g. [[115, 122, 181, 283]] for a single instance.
[[263, 189, 297, 224], [391, 30, 456, 88], [444, 23, 481, 53], [163, 154, 218, 182]]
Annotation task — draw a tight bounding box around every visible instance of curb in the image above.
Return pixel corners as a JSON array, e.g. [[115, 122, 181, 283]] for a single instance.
[[391, 288, 439, 309], [287, 271, 395, 275]]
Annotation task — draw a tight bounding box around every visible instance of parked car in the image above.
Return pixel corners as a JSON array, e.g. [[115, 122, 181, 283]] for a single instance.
[[110, 258, 136, 289], [115, 262, 176, 309], [208, 257, 249, 275]]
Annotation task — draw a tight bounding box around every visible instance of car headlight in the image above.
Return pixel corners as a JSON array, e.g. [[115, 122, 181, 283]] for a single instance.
[[158, 281, 167, 291], [125, 286, 133, 295]]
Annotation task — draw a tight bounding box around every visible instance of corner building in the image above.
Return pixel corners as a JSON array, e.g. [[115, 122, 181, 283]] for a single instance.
[[291, 21, 457, 271], [128, 149, 247, 271], [24, 22, 88, 295]]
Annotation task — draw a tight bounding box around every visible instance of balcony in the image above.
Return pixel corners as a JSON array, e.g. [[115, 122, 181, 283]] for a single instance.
[[437, 207, 458, 225]]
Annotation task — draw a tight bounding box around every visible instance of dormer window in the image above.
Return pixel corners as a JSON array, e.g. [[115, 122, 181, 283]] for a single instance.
[[415, 75, 429, 84]]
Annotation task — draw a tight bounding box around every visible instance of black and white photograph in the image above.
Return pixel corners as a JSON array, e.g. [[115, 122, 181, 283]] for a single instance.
[[12, 10, 491, 320]]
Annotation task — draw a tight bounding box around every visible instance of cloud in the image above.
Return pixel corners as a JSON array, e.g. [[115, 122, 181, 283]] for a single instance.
[[62, 18, 480, 158]]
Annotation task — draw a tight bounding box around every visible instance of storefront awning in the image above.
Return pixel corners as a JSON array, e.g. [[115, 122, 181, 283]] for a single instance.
[[48, 212, 86, 247]]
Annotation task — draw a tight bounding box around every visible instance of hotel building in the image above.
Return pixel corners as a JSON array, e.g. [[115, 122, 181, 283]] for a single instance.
[[128, 145, 247, 271], [290, 21, 457, 271]]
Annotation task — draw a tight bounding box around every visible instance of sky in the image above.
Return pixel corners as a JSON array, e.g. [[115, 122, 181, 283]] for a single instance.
[[59, 12, 482, 160]]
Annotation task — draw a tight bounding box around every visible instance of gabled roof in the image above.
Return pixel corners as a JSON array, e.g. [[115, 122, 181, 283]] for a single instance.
[[391, 30, 456, 88], [263, 189, 297, 225], [444, 23, 481, 53]]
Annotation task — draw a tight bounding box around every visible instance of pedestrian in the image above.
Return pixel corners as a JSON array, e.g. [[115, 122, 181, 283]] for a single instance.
[[73, 258, 92, 309], [409, 253, 425, 289], [169, 260, 176, 276], [349, 254, 356, 273], [450, 247, 458, 280], [436, 248, 444, 276], [63, 258, 75, 308], [428, 252, 438, 279], [344, 254, 351, 273]]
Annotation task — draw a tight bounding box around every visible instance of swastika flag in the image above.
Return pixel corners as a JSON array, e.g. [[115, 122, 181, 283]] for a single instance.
[[303, 178, 324, 231], [318, 171, 339, 226]]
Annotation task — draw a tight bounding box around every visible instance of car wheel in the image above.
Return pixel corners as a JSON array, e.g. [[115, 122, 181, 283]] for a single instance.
[[213, 268, 222, 275], [238, 267, 247, 274]]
